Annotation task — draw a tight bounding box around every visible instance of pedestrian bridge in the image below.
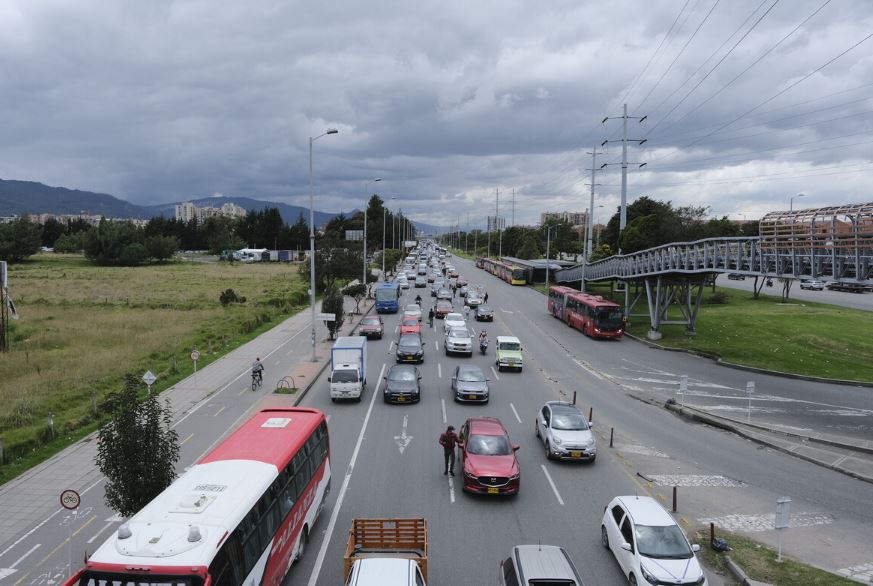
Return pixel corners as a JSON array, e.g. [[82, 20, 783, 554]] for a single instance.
[[553, 202, 873, 335]]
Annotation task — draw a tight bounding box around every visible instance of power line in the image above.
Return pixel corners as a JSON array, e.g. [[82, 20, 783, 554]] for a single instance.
[[632, 160, 873, 188]]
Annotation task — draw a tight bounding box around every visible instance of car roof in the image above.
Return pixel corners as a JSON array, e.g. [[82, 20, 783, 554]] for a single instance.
[[398, 334, 421, 343], [467, 416, 508, 436], [513, 545, 582, 582], [457, 364, 484, 374], [448, 327, 470, 335], [615, 496, 675, 526], [389, 364, 416, 374], [477, 305, 492, 310], [497, 336, 520, 343], [546, 401, 582, 415]]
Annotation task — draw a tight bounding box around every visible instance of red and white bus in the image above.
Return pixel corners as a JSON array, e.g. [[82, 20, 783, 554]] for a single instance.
[[64, 407, 331, 586], [564, 292, 625, 339], [546, 286, 578, 320]]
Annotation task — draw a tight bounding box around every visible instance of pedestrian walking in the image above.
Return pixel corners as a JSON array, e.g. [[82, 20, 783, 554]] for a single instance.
[[484, 292, 489, 303], [428, 307, 435, 328], [438, 425, 461, 475], [464, 304, 470, 320]]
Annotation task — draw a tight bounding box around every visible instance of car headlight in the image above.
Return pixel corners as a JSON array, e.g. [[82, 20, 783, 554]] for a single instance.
[[639, 564, 658, 584], [552, 437, 562, 445], [464, 470, 477, 479], [508, 473, 520, 481]]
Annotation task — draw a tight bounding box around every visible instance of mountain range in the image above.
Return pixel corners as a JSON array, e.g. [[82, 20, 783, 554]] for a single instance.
[[0, 178, 442, 232]]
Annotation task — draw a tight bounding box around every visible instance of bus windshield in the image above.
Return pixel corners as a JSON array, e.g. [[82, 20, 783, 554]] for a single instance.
[[595, 308, 624, 329], [77, 572, 202, 586], [375, 288, 398, 301]]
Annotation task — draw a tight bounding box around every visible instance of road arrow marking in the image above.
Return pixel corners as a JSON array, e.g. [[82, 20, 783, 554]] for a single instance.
[[0, 569, 16, 579], [393, 414, 413, 454]]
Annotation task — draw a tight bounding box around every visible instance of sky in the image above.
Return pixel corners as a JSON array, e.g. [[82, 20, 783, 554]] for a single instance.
[[1, 0, 871, 228]]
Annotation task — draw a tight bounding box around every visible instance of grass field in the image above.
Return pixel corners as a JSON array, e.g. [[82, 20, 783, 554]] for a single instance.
[[529, 280, 873, 383], [0, 254, 308, 483]]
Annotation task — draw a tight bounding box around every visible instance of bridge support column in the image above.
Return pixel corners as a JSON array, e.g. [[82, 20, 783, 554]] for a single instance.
[[643, 275, 709, 335]]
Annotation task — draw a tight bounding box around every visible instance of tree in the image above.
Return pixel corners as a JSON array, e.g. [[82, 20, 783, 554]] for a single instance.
[[144, 235, 179, 262], [0, 217, 42, 262], [41, 218, 65, 247], [589, 243, 614, 262], [321, 287, 345, 339], [84, 219, 142, 265], [95, 374, 180, 517], [343, 282, 367, 314], [53, 232, 85, 253], [517, 234, 541, 259]]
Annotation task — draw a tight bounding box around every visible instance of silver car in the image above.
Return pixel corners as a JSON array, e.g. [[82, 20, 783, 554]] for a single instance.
[[535, 401, 597, 462], [451, 364, 490, 403], [445, 326, 474, 356]]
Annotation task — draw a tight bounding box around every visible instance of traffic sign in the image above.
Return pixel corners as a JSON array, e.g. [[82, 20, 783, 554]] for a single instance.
[[190, 350, 201, 361], [316, 312, 336, 321], [60, 489, 80, 510], [142, 370, 157, 386]]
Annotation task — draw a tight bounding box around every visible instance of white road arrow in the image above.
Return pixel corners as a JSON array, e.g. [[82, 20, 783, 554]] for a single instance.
[[393, 414, 413, 454]]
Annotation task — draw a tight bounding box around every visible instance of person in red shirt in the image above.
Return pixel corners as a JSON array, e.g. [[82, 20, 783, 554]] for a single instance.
[[438, 425, 460, 476]]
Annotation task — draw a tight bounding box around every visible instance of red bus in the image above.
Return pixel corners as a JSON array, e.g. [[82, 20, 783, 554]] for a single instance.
[[64, 407, 331, 586], [564, 292, 625, 339], [546, 286, 578, 320]]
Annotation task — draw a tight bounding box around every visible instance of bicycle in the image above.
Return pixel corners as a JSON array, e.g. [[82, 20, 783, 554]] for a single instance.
[[251, 371, 263, 391]]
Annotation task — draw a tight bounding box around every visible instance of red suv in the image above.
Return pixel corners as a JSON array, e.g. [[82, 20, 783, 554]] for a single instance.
[[458, 417, 520, 495]]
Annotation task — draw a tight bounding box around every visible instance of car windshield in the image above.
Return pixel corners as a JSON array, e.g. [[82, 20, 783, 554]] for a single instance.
[[458, 368, 485, 382], [595, 308, 624, 328], [406, 304, 421, 312], [375, 289, 397, 301], [467, 434, 512, 456], [332, 370, 359, 383], [551, 411, 589, 430], [402, 318, 418, 325], [362, 317, 380, 325], [499, 341, 521, 351], [447, 313, 462, 321], [389, 368, 417, 381], [399, 336, 420, 349], [635, 525, 694, 559], [450, 328, 471, 338], [478, 305, 492, 313]]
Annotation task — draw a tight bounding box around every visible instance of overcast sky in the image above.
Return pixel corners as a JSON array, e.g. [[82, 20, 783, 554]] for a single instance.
[[1, 0, 871, 227]]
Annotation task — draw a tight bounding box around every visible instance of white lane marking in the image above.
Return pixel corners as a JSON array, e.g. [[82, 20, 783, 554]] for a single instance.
[[490, 366, 501, 381], [307, 362, 386, 586], [438, 364, 442, 378], [238, 386, 248, 395], [389, 340, 396, 352], [509, 403, 523, 424], [214, 405, 226, 417], [274, 359, 281, 366], [87, 519, 117, 544], [326, 415, 332, 424], [9, 544, 40, 568], [434, 341, 439, 351], [180, 433, 194, 445], [441, 399, 447, 424], [501, 308, 514, 314], [541, 465, 565, 506], [572, 358, 605, 382], [394, 325, 399, 333], [393, 414, 413, 454], [448, 475, 456, 504]]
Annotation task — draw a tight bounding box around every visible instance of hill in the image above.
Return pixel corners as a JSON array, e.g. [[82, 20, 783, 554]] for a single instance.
[[145, 195, 338, 227]]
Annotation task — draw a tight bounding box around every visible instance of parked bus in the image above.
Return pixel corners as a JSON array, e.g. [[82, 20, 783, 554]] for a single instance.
[[547, 285, 578, 320], [478, 257, 527, 285], [375, 282, 401, 313], [63, 407, 330, 586], [564, 292, 625, 339]]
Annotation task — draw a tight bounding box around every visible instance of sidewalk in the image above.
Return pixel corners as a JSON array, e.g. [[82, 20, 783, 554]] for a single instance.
[[0, 300, 373, 552]]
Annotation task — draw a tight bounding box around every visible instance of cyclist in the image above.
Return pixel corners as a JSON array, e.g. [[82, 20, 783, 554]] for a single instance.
[[252, 357, 264, 385]]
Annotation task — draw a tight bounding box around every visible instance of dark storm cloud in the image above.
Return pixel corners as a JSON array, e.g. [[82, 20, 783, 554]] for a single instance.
[[1, 0, 871, 226]]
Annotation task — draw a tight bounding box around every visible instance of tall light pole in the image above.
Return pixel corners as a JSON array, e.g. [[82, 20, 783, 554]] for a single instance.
[[363, 178, 381, 289], [309, 128, 338, 362], [545, 224, 557, 286], [790, 193, 806, 212]]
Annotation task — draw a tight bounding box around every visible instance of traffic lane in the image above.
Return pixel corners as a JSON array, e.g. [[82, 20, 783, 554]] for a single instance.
[[716, 274, 873, 312], [487, 272, 873, 525]]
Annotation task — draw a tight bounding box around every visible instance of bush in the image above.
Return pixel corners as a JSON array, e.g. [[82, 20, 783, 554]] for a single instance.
[[219, 288, 247, 305]]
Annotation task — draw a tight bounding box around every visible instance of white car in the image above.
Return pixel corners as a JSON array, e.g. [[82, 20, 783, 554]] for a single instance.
[[404, 304, 422, 321], [601, 496, 707, 586], [800, 279, 824, 291], [535, 402, 596, 462], [443, 312, 466, 334], [465, 292, 482, 307], [396, 276, 409, 289], [444, 327, 474, 356]]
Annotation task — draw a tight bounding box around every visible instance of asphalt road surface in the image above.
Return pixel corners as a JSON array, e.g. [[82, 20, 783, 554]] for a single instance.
[[715, 273, 873, 312], [3, 255, 872, 585]]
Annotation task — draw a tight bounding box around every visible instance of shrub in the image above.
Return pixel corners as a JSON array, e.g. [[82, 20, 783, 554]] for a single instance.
[[219, 289, 247, 305]]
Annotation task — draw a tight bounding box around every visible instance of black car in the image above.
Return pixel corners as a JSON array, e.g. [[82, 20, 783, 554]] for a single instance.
[[727, 273, 745, 280], [475, 305, 494, 322], [452, 364, 490, 403], [383, 364, 422, 403], [396, 333, 424, 363]]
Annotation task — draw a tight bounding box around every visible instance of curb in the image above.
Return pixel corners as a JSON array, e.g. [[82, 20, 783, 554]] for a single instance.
[[625, 332, 873, 388], [291, 303, 375, 407], [724, 555, 774, 586], [665, 402, 873, 485]]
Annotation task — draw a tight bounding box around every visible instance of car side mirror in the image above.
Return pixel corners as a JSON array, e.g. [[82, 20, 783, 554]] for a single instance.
[[691, 544, 700, 552], [620, 542, 632, 552], [383, 376, 387, 380], [327, 376, 331, 382], [418, 375, 422, 380], [588, 421, 594, 428], [512, 444, 520, 451]]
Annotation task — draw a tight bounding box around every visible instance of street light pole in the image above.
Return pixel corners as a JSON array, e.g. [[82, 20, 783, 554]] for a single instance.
[[790, 193, 806, 212], [545, 225, 556, 287], [309, 128, 338, 362], [363, 178, 382, 289]]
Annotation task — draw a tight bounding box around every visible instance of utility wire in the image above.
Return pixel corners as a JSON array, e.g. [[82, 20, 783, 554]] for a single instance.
[[659, 0, 833, 134]]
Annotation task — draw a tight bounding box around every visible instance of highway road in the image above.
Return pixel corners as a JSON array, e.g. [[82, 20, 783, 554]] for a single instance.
[[2, 253, 873, 584], [715, 273, 873, 312]]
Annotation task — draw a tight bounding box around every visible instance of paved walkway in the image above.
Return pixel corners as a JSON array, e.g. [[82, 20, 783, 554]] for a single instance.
[[0, 298, 373, 552]]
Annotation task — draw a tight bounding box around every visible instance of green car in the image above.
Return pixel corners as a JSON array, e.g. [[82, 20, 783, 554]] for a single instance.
[[495, 336, 523, 372]]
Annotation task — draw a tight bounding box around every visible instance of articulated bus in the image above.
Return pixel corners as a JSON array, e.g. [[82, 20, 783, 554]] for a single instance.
[[547, 285, 578, 320], [374, 281, 401, 313], [548, 286, 625, 339], [64, 408, 330, 586], [477, 257, 527, 285]]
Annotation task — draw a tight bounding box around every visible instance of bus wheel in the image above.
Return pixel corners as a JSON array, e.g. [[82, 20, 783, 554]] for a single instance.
[[295, 526, 309, 562]]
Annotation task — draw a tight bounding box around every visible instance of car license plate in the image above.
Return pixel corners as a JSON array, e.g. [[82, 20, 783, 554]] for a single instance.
[[467, 394, 477, 400], [570, 451, 582, 458], [487, 487, 499, 494], [396, 396, 406, 402]]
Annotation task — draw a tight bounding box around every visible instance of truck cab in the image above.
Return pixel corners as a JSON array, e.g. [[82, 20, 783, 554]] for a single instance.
[[346, 558, 425, 586], [495, 336, 523, 372], [330, 363, 363, 400]]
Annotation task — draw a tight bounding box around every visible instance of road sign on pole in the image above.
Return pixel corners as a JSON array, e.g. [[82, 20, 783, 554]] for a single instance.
[[60, 489, 80, 510], [775, 496, 791, 562], [143, 370, 156, 395], [60, 489, 80, 576], [191, 349, 200, 373]]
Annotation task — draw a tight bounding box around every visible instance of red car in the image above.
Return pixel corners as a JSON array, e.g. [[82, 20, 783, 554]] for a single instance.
[[458, 417, 520, 495], [435, 300, 453, 318], [358, 315, 384, 339], [399, 317, 422, 335], [456, 276, 468, 286]]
